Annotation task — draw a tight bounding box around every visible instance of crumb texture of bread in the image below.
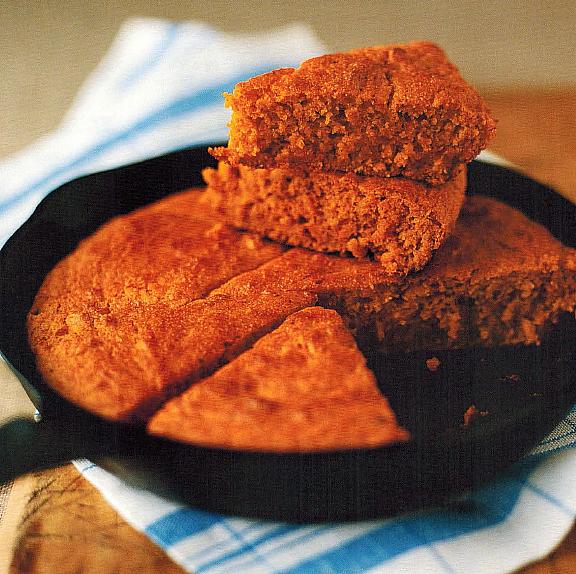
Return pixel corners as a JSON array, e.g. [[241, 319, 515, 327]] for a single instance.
[[211, 41, 496, 184], [28, 190, 576, 424], [147, 307, 409, 451], [202, 163, 466, 274], [325, 195, 576, 351]]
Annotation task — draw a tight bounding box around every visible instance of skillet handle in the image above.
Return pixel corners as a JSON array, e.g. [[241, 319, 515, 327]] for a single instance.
[[0, 358, 104, 484], [0, 417, 94, 484]]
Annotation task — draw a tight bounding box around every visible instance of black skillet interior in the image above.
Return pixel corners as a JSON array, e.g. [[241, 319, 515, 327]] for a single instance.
[[1, 144, 576, 523]]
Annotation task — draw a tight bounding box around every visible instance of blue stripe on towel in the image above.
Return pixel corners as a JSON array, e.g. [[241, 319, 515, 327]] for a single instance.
[[524, 480, 575, 517], [234, 461, 539, 574], [196, 523, 292, 573], [145, 508, 225, 545], [197, 526, 328, 574]]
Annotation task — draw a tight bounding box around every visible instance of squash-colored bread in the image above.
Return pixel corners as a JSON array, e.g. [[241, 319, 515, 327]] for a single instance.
[[148, 307, 410, 451], [28, 190, 576, 425], [202, 162, 466, 274], [211, 42, 495, 184]]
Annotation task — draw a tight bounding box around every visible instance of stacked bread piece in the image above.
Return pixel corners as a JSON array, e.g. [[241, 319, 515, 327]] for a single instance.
[[204, 41, 496, 274]]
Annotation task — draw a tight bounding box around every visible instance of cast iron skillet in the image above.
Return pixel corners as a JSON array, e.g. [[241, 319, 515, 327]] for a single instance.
[[1, 144, 576, 523]]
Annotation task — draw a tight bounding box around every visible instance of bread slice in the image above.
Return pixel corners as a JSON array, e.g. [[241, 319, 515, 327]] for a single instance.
[[202, 162, 466, 274], [147, 307, 410, 451], [211, 42, 495, 184]]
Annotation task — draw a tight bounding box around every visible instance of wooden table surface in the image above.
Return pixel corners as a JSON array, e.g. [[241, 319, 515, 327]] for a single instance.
[[5, 89, 576, 574]]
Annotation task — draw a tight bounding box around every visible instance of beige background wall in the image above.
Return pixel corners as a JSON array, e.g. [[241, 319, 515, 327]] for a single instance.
[[2, 0, 575, 158]]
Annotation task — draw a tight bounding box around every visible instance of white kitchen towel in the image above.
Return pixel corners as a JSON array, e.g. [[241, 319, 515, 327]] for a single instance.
[[73, 430, 576, 574], [2, 17, 576, 574]]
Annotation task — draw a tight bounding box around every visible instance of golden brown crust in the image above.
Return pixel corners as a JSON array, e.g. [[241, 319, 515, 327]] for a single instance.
[[147, 307, 410, 451], [27, 189, 295, 422], [212, 41, 496, 184], [28, 189, 576, 424], [202, 162, 466, 274]]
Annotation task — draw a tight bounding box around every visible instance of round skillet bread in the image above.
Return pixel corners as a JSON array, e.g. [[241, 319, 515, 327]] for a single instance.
[[27, 188, 576, 449]]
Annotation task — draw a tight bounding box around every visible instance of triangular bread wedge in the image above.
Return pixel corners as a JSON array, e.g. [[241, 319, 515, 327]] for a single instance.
[[147, 307, 410, 451]]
